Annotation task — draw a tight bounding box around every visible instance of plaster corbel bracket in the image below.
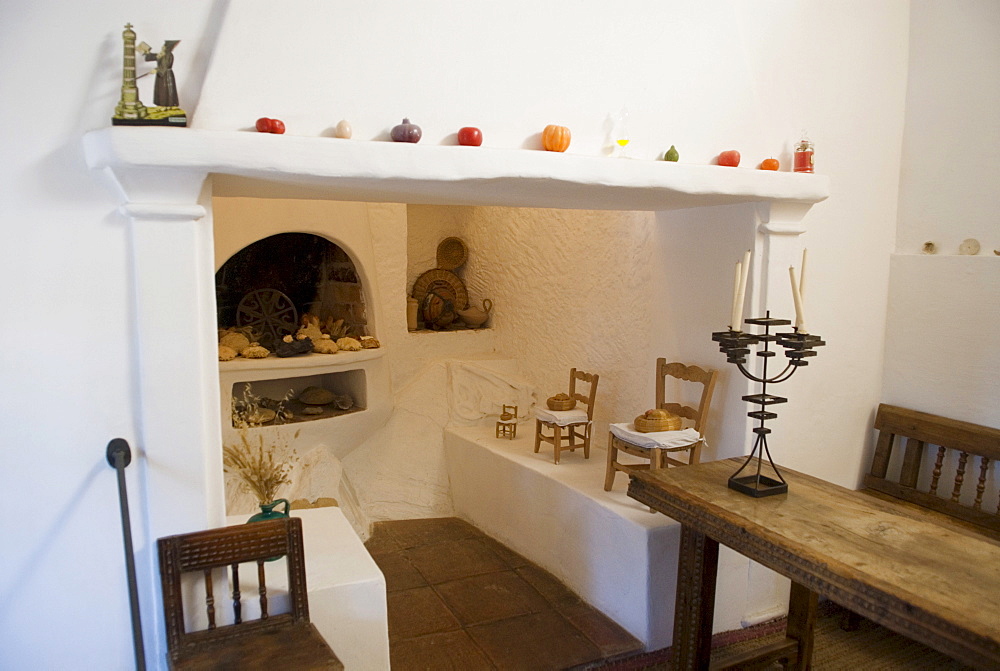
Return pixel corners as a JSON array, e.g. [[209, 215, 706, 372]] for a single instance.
[[83, 129, 210, 215], [752, 200, 819, 321], [756, 200, 814, 237]]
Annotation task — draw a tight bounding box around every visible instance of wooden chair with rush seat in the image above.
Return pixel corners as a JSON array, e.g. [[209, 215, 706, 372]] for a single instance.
[[534, 368, 599, 464], [604, 359, 718, 491], [157, 516, 343, 670]]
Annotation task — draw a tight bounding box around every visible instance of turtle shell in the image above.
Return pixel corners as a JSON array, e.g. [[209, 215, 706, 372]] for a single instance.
[[299, 386, 335, 405]]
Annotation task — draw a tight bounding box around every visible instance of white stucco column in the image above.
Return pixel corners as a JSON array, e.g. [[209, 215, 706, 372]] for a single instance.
[[86, 156, 224, 665]]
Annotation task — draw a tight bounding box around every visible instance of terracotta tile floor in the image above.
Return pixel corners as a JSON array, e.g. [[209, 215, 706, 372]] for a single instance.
[[365, 517, 643, 670]]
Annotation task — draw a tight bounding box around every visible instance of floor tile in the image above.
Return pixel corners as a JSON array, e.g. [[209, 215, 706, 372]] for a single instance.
[[516, 564, 582, 608], [371, 552, 428, 592], [383, 517, 482, 549], [406, 538, 509, 584], [387, 586, 461, 641], [467, 610, 603, 670], [377, 518, 639, 670], [559, 600, 643, 658], [481, 536, 532, 569], [364, 523, 404, 556], [389, 630, 496, 671], [435, 571, 550, 626]]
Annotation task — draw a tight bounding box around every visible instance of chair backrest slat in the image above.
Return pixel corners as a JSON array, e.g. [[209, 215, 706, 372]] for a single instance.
[[655, 360, 718, 435], [863, 404, 1000, 538], [569, 368, 599, 420], [258, 559, 269, 619], [231, 563, 242, 624], [975, 457, 991, 511], [204, 569, 216, 629]]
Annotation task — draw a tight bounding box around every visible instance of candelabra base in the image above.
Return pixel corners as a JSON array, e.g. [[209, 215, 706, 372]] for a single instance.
[[729, 473, 787, 498]]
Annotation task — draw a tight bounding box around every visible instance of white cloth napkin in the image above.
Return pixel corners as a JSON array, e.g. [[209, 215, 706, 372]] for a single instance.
[[609, 424, 701, 449], [536, 407, 590, 426]]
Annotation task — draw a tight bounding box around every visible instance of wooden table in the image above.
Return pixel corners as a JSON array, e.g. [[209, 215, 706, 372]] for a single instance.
[[627, 458, 1000, 670]]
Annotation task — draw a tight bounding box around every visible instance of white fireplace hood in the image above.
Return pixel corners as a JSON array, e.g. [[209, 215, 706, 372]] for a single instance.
[[84, 127, 828, 212]]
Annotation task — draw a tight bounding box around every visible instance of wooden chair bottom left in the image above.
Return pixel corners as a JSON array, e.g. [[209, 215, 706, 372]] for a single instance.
[[158, 517, 343, 670]]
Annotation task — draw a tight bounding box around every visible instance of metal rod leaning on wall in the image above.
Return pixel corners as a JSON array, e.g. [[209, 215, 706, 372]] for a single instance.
[[107, 438, 146, 671]]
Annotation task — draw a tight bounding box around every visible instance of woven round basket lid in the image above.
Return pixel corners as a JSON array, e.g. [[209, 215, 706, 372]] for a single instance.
[[437, 237, 468, 270], [412, 268, 469, 310]]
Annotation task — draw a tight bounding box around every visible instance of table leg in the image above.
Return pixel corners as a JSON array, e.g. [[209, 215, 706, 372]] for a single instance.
[[673, 524, 720, 670], [785, 581, 818, 670]]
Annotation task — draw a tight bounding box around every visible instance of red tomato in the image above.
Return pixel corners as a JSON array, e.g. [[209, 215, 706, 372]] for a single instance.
[[458, 127, 483, 146], [760, 157, 780, 171], [255, 117, 272, 132], [269, 119, 286, 134], [718, 150, 741, 167]]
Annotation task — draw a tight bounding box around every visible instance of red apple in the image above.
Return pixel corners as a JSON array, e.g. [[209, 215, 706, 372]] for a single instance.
[[255, 117, 272, 132], [458, 126, 483, 146], [718, 150, 741, 167]]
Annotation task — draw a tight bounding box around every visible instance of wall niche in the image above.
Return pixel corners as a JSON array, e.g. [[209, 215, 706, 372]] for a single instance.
[[230, 369, 367, 428], [216, 232, 369, 349]]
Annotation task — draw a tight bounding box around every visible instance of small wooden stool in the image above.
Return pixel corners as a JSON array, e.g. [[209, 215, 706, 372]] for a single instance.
[[496, 405, 518, 439]]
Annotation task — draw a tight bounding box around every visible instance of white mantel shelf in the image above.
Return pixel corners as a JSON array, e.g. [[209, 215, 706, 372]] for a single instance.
[[84, 127, 829, 212]]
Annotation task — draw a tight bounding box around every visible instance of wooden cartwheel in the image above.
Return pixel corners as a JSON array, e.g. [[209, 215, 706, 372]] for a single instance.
[[236, 288, 298, 349]]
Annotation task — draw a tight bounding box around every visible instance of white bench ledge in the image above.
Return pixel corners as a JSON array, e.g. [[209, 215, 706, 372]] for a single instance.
[[444, 423, 680, 649]]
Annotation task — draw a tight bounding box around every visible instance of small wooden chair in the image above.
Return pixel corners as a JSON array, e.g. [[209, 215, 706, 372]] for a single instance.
[[496, 404, 518, 439], [604, 360, 718, 491], [534, 368, 599, 464], [158, 517, 343, 670]]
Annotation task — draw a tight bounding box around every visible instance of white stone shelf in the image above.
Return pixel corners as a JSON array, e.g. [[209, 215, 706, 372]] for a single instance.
[[219, 349, 385, 377], [84, 127, 829, 212]]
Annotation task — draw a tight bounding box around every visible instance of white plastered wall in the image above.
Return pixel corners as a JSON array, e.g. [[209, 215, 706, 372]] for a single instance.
[[0, 1, 922, 667], [884, 0, 1000, 427]]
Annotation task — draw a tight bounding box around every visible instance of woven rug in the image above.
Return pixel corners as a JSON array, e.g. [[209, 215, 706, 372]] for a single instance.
[[584, 601, 974, 670]]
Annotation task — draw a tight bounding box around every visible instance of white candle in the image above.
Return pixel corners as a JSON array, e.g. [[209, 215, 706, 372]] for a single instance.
[[730, 261, 742, 330], [736, 249, 751, 328], [799, 248, 808, 299], [789, 266, 807, 333]]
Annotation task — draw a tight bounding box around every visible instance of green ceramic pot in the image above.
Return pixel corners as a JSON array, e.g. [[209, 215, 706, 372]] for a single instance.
[[247, 499, 290, 562], [247, 498, 290, 523]]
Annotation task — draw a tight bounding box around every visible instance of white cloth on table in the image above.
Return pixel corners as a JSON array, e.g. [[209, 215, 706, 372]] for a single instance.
[[609, 424, 702, 449], [535, 407, 590, 426]]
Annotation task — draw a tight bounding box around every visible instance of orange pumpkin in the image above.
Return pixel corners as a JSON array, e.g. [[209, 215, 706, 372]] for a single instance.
[[542, 125, 571, 152]]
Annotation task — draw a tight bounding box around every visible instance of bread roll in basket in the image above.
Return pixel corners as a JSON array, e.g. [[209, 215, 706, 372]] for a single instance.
[[633, 408, 681, 433]]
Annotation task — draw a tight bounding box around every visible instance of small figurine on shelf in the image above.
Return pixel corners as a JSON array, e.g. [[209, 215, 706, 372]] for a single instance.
[[139, 40, 180, 107], [112, 24, 187, 127]]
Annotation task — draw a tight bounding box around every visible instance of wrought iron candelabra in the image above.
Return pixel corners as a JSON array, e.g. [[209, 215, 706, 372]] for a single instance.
[[711, 314, 825, 497]]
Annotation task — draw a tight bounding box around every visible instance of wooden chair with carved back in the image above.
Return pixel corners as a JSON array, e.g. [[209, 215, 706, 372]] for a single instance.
[[534, 368, 599, 464], [838, 403, 1000, 632], [604, 360, 718, 491], [158, 516, 343, 670], [862, 403, 1000, 539]]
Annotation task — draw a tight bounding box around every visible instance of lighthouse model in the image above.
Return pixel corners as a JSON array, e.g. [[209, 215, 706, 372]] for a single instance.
[[112, 23, 187, 126]]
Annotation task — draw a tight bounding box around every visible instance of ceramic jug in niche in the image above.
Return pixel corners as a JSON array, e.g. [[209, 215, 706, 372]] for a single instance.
[[458, 299, 493, 328]]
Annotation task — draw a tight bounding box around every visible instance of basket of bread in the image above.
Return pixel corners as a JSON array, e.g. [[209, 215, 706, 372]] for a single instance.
[[633, 408, 682, 433], [546, 393, 577, 411]]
